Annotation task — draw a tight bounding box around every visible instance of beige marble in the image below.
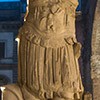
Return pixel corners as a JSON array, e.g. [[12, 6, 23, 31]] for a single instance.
[[1, 0, 84, 100]]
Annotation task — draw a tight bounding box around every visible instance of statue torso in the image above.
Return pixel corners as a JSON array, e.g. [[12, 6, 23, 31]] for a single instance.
[[19, 3, 74, 48]]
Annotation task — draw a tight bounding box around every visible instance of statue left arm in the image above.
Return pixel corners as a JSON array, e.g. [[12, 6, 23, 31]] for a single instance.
[[65, 0, 81, 58]]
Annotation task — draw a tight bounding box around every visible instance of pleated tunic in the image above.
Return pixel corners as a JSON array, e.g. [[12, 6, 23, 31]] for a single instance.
[[18, 23, 83, 100]]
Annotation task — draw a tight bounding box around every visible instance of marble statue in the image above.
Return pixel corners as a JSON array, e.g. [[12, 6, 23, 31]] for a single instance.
[[1, 0, 84, 100]]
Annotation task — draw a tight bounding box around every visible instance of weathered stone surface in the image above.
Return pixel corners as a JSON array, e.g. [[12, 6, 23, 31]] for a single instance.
[[84, 92, 92, 100], [91, 0, 100, 99], [1, 0, 83, 100]]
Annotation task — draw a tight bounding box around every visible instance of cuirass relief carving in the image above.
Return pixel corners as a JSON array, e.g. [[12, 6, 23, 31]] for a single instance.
[[32, 4, 67, 33]]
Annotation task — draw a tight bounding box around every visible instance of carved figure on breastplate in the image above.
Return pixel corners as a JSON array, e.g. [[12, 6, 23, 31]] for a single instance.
[[1, 0, 84, 100]]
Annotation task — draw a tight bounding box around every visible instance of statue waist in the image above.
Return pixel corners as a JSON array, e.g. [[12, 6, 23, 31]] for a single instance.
[[19, 22, 75, 47]]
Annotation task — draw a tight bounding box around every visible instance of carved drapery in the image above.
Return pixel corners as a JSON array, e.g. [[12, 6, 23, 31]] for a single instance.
[[17, 0, 83, 100], [1, 0, 84, 100]]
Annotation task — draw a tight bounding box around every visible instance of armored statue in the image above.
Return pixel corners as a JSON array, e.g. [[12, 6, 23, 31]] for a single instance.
[[1, 0, 84, 100]]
